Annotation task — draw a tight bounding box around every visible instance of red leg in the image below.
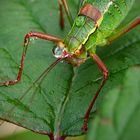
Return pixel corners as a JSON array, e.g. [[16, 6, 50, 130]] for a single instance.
[[82, 54, 108, 132], [61, 0, 73, 26], [24, 31, 62, 47], [107, 17, 140, 43], [58, 0, 73, 27], [58, 0, 64, 29], [0, 32, 62, 86]]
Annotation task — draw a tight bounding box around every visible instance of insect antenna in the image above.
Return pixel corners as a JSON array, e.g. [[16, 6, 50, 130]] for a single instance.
[[60, 0, 73, 26], [3, 58, 63, 120], [20, 57, 63, 99], [77, 0, 84, 12]]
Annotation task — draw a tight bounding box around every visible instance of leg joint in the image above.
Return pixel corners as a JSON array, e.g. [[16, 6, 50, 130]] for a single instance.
[[24, 32, 33, 46], [103, 69, 109, 80]]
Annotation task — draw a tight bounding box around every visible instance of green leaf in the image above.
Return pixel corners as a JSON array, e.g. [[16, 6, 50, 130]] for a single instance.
[[0, 0, 140, 139], [87, 66, 140, 140]]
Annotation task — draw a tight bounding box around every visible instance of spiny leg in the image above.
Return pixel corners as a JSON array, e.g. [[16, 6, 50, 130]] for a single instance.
[[0, 32, 62, 86], [107, 17, 140, 44], [82, 54, 108, 132], [58, 0, 73, 28]]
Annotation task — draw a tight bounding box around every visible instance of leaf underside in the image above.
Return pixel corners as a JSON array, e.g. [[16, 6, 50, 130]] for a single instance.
[[0, 0, 140, 139]]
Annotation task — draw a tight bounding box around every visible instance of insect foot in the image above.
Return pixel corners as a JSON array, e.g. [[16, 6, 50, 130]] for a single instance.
[[0, 80, 18, 86], [81, 118, 88, 133]]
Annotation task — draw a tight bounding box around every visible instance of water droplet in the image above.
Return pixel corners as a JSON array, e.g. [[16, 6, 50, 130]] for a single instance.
[[53, 47, 64, 58]]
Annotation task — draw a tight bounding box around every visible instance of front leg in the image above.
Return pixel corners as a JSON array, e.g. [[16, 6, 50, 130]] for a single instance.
[[0, 32, 62, 86], [82, 54, 108, 132]]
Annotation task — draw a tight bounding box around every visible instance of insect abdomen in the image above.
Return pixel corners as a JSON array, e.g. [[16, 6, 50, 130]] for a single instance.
[[84, 0, 135, 51], [98, 0, 135, 37]]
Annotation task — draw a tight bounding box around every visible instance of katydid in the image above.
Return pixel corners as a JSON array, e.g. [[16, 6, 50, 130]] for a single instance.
[[0, 0, 140, 132]]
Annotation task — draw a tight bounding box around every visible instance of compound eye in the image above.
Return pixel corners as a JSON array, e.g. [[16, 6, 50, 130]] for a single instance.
[[52, 46, 64, 58]]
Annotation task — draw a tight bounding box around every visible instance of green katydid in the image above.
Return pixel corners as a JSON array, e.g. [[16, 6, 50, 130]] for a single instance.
[[0, 0, 140, 135]]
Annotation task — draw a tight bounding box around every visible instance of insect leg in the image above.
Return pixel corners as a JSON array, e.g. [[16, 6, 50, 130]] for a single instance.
[[107, 17, 140, 44], [82, 54, 108, 132], [58, 0, 64, 29], [58, 0, 73, 27], [2, 58, 62, 121], [0, 32, 62, 86]]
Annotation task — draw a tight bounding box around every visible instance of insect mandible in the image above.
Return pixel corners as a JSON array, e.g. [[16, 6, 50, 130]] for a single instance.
[[0, 0, 140, 131]]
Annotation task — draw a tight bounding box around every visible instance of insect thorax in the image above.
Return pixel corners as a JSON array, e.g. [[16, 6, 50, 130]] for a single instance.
[[64, 16, 97, 54]]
